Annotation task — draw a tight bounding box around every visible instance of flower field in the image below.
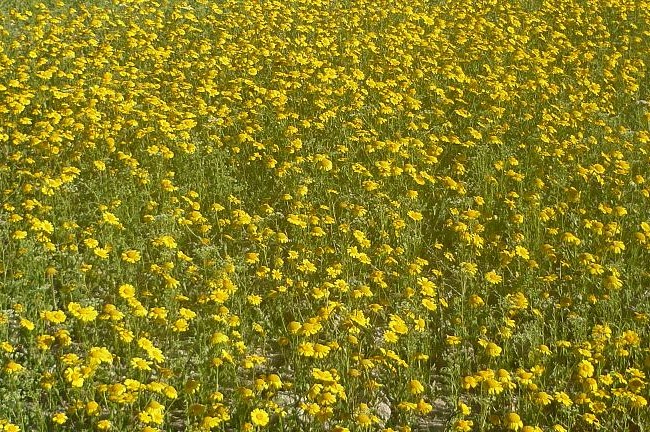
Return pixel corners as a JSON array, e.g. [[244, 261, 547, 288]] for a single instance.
[[1, 0, 650, 430]]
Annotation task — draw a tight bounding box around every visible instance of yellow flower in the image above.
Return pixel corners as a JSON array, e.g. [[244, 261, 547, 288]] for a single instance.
[[468, 294, 484, 307], [458, 401, 471, 415], [20, 318, 35, 331], [5, 360, 24, 374], [102, 211, 121, 226], [462, 375, 478, 390], [505, 412, 523, 431], [483, 378, 503, 395], [577, 359, 594, 378], [118, 284, 136, 299], [582, 413, 600, 427], [93, 160, 106, 171], [245, 252, 260, 263], [409, 379, 424, 395], [631, 395, 647, 408], [12, 230, 27, 240], [608, 240, 625, 253], [93, 247, 111, 259], [554, 391, 573, 407], [417, 398, 433, 414], [131, 357, 152, 371], [86, 400, 100, 415], [3, 423, 21, 432], [97, 419, 112, 430], [89, 347, 113, 364], [149, 307, 167, 321], [298, 342, 315, 357], [84, 238, 99, 248], [485, 270, 502, 284], [250, 408, 269, 427], [508, 292, 529, 310], [535, 391, 553, 406], [64, 366, 84, 387], [164, 385, 178, 399], [68, 303, 98, 322], [515, 246, 529, 259], [455, 419, 474, 431], [422, 298, 437, 311], [313, 343, 331, 358], [153, 235, 177, 249], [121, 249, 141, 263], [40, 309, 66, 324], [355, 413, 374, 427], [460, 262, 478, 276], [485, 342, 502, 357], [388, 315, 408, 334], [80, 306, 99, 322], [173, 318, 189, 332], [604, 274, 623, 290], [52, 412, 68, 424], [384, 330, 399, 343]]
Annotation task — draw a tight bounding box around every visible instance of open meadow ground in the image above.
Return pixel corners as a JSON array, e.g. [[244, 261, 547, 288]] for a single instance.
[[1, 0, 650, 430]]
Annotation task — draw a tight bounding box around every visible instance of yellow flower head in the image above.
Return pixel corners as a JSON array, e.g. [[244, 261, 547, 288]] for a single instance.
[[250, 408, 269, 427]]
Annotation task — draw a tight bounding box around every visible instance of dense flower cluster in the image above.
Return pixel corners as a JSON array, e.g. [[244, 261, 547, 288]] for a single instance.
[[1, 0, 649, 430]]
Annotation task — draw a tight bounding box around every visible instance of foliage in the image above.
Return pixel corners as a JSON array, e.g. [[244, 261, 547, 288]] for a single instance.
[[1, 0, 650, 431]]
